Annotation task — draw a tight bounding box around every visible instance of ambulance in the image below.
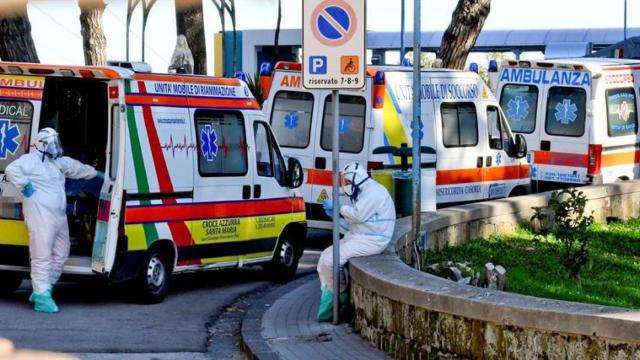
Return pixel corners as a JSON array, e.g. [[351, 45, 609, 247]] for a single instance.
[[0, 62, 306, 303], [495, 58, 640, 186], [261, 62, 530, 229]]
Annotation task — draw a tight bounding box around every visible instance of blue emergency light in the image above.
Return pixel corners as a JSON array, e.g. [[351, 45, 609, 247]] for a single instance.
[[234, 71, 248, 82], [401, 58, 412, 67], [260, 62, 272, 76], [469, 62, 479, 73], [488, 60, 498, 72]]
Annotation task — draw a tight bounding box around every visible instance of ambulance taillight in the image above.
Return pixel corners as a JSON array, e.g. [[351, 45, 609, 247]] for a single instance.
[[588, 144, 602, 175], [260, 62, 273, 100], [372, 71, 385, 109]]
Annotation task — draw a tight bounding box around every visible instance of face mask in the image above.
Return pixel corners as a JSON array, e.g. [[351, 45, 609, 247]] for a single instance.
[[44, 138, 63, 159]]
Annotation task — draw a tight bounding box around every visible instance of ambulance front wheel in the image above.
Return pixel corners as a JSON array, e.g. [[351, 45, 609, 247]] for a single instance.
[[137, 250, 172, 304], [266, 231, 303, 283], [0, 271, 22, 297]]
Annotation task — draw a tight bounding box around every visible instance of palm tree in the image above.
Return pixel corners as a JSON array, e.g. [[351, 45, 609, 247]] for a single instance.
[[0, 0, 39, 62], [78, 0, 107, 66]]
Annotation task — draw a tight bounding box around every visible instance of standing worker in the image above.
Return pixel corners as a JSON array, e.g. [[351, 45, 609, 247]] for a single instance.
[[5, 128, 103, 314], [317, 162, 396, 322]]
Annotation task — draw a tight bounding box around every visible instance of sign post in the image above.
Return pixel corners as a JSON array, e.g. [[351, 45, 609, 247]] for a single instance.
[[303, 0, 366, 324]]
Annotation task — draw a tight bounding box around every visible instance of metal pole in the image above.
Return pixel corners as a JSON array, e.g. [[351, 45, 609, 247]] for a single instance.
[[624, 0, 628, 40], [400, 0, 405, 61], [411, 0, 422, 246], [331, 90, 341, 324]]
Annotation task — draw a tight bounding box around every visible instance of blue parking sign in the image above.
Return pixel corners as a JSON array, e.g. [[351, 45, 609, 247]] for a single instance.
[[309, 56, 327, 74]]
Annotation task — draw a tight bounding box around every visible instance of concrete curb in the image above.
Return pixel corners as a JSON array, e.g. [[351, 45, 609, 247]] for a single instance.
[[240, 273, 316, 360]]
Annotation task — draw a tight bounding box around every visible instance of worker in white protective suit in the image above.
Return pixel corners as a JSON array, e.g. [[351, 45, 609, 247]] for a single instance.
[[5, 128, 103, 314], [316, 162, 395, 322]]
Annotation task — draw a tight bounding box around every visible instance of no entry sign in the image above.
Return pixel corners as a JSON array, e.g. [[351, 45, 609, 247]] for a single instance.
[[303, 0, 366, 90]]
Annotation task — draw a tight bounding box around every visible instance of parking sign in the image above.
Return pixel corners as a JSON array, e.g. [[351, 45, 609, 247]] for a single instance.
[[303, 0, 366, 90]]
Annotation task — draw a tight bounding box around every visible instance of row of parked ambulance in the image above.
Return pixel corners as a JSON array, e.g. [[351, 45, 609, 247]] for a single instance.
[[0, 57, 638, 302]]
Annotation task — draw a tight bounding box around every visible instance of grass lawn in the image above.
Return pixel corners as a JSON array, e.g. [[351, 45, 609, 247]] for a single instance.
[[424, 218, 640, 308]]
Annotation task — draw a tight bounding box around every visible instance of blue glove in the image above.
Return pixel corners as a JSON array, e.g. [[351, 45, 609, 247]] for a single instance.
[[22, 182, 34, 197], [323, 199, 334, 218], [95, 171, 105, 180]]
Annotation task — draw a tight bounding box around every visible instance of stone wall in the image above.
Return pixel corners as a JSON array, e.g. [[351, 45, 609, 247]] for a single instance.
[[349, 181, 640, 359]]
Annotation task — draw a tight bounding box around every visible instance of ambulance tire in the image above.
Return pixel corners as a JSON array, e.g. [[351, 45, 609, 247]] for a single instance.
[[0, 271, 22, 297], [266, 231, 303, 283], [137, 250, 171, 304]]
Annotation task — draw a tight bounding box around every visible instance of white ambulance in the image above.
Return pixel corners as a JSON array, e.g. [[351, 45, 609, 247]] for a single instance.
[[495, 58, 640, 186], [0, 62, 306, 303], [261, 62, 530, 229]]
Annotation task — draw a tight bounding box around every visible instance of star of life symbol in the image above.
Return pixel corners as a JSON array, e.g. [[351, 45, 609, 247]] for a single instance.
[[284, 112, 299, 129], [554, 99, 578, 125], [618, 101, 631, 122], [506, 96, 529, 121], [339, 118, 350, 134], [0, 119, 21, 160], [200, 125, 218, 161], [495, 152, 502, 165]]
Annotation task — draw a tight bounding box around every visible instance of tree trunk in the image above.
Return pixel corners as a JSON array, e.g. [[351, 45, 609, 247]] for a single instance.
[[0, 0, 39, 63], [274, 0, 282, 62], [79, 0, 107, 66], [437, 0, 490, 70], [175, 0, 207, 75]]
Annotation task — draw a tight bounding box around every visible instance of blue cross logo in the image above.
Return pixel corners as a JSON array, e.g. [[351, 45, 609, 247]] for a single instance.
[[339, 118, 350, 134], [554, 99, 578, 125], [507, 96, 529, 121], [284, 112, 299, 129], [0, 119, 21, 160], [200, 125, 218, 161]]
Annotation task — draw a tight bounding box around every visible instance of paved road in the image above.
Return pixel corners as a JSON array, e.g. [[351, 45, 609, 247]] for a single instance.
[[0, 230, 329, 359]]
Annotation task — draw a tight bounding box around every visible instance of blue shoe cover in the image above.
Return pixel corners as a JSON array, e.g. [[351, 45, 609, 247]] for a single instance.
[[31, 291, 58, 314]]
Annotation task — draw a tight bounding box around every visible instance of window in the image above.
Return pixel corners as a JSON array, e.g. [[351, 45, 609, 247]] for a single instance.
[[195, 110, 247, 176], [500, 84, 538, 133], [606, 88, 637, 137], [270, 91, 314, 148], [109, 105, 120, 180], [441, 103, 478, 147], [487, 106, 508, 150], [254, 122, 274, 177], [321, 95, 366, 153], [254, 122, 288, 186], [0, 101, 34, 172], [545, 87, 587, 137]]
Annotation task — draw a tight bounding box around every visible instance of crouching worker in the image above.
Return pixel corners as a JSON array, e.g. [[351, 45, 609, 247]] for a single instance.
[[316, 162, 395, 322], [5, 128, 103, 314]]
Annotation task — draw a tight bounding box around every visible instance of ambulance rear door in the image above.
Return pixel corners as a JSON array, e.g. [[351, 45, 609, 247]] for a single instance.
[[92, 79, 127, 274], [497, 66, 545, 181], [266, 70, 317, 206], [311, 89, 370, 207], [537, 69, 592, 184], [0, 75, 43, 265]]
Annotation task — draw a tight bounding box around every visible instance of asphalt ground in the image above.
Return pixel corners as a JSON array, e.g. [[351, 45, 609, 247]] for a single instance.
[[0, 230, 329, 358]]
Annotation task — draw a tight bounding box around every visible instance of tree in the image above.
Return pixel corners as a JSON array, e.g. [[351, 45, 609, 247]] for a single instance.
[[79, 0, 107, 66], [274, 0, 282, 62], [437, 0, 490, 70], [175, 0, 206, 75], [0, 0, 39, 62]]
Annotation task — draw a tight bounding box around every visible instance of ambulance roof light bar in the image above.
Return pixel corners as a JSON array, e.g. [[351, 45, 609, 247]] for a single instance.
[[488, 60, 498, 73], [274, 61, 302, 71], [234, 71, 248, 82], [107, 60, 152, 73], [469, 62, 479, 73], [260, 62, 272, 76]]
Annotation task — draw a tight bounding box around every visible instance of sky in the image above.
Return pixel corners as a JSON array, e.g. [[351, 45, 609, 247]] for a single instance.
[[26, 0, 639, 74]]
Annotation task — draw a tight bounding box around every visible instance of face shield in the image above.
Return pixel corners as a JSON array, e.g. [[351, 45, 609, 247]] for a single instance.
[[44, 136, 63, 159], [35, 128, 64, 160]]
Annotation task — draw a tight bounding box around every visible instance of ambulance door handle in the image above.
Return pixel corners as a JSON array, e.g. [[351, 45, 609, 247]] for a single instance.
[[253, 184, 261, 199], [486, 156, 492, 167], [242, 185, 251, 200], [315, 157, 326, 169], [477, 157, 484, 168]]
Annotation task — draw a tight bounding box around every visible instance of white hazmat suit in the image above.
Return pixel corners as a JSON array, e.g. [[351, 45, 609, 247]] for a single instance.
[[317, 162, 396, 293], [5, 128, 98, 312]]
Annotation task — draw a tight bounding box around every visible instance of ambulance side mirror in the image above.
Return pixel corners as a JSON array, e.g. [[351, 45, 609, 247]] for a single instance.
[[287, 157, 304, 189], [513, 134, 527, 159]]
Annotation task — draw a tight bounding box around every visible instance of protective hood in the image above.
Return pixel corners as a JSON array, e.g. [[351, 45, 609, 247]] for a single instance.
[[342, 162, 369, 201], [34, 128, 63, 160]]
